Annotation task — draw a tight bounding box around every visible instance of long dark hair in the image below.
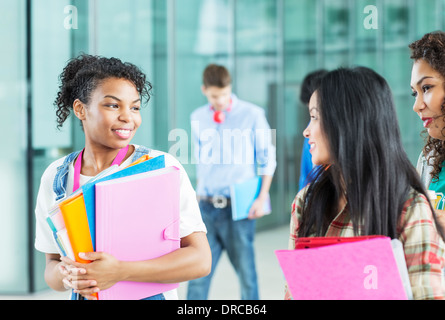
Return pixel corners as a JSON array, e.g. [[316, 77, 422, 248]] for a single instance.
[[299, 67, 444, 240]]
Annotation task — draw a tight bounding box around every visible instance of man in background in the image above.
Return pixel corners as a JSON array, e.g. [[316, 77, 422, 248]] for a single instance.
[[187, 64, 276, 300]]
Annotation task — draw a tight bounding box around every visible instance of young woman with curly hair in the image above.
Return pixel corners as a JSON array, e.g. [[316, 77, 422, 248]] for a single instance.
[[410, 31, 445, 229], [34, 54, 211, 300]]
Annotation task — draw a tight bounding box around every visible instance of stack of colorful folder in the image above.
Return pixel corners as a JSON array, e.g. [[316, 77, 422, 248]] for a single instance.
[[46, 154, 181, 300]]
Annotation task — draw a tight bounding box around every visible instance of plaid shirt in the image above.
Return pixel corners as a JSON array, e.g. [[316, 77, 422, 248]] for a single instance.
[[285, 187, 445, 300]]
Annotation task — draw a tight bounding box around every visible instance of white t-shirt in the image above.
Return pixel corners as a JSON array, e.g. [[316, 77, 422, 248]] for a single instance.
[[34, 146, 206, 300]]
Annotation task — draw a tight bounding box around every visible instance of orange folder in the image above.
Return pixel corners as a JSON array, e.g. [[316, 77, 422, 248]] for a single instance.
[[125, 155, 151, 168], [59, 193, 98, 300], [59, 193, 94, 264]]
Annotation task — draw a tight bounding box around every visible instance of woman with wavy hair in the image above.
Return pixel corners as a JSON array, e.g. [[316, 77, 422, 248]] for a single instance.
[[287, 66, 445, 300], [410, 31, 445, 229]]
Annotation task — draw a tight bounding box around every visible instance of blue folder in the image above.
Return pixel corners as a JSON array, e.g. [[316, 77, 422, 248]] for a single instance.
[[81, 155, 166, 250], [230, 176, 272, 221]]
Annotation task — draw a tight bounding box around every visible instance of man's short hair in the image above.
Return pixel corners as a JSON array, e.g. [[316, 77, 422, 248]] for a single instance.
[[203, 64, 232, 88]]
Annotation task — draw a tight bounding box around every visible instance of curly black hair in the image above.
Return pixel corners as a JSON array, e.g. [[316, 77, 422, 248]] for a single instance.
[[409, 31, 445, 181], [54, 53, 152, 129]]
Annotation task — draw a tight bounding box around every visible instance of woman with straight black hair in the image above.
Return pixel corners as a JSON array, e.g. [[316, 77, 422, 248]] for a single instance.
[[287, 66, 445, 300]]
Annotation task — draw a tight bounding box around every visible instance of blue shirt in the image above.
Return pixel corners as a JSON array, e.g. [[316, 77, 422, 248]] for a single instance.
[[299, 137, 315, 190], [191, 94, 276, 197]]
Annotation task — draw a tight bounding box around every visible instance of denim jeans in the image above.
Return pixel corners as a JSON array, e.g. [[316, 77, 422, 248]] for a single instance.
[[141, 293, 165, 300], [70, 293, 165, 300], [53, 145, 151, 201], [187, 200, 259, 300]]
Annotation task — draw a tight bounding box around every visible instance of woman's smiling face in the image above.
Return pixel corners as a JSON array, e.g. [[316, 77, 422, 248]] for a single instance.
[[303, 91, 331, 166], [77, 77, 142, 151], [411, 59, 445, 140]]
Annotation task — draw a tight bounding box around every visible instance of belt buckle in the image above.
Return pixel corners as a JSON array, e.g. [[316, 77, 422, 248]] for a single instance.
[[212, 195, 227, 209]]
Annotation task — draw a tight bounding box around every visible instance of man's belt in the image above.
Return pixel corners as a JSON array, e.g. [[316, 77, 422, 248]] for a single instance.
[[198, 195, 231, 209]]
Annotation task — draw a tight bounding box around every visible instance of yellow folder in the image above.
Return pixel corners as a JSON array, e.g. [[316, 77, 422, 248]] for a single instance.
[[59, 193, 94, 264]]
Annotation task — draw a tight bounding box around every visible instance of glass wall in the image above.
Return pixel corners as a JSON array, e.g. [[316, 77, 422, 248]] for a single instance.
[[234, 0, 282, 227], [31, 0, 74, 291], [0, 0, 28, 294], [2, 0, 445, 294], [282, 0, 318, 212], [172, 0, 231, 180]]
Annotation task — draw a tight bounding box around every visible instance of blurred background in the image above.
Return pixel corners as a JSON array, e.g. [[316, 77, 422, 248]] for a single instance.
[[0, 0, 443, 296]]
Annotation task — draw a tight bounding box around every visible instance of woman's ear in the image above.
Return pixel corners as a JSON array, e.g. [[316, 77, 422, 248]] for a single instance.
[[73, 99, 86, 120]]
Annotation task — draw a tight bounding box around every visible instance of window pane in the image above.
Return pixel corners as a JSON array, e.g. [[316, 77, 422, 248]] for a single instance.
[[174, 0, 231, 180], [95, 0, 156, 149], [32, 0, 72, 150], [235, 0, 282, 227], [0, 0, 28, 293]]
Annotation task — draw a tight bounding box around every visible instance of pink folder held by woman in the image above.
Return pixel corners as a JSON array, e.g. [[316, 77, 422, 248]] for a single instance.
[[95, 166, 181, 300]]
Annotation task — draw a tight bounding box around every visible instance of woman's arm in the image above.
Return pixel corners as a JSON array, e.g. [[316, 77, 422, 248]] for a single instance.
[[45, 253, 97, 294], [44, 253, 67, 292], [400, 195, 445, 300], [119, 231, 211, 283], [62, 231, 211, 299]]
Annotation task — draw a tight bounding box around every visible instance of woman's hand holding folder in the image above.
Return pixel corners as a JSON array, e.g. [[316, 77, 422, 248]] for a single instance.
[[61, 251, 124, 300]]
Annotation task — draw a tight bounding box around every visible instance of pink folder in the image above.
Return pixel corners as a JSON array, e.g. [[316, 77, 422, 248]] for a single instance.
[[275, 237, 407, 300], [95, 166, 181, 300]]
